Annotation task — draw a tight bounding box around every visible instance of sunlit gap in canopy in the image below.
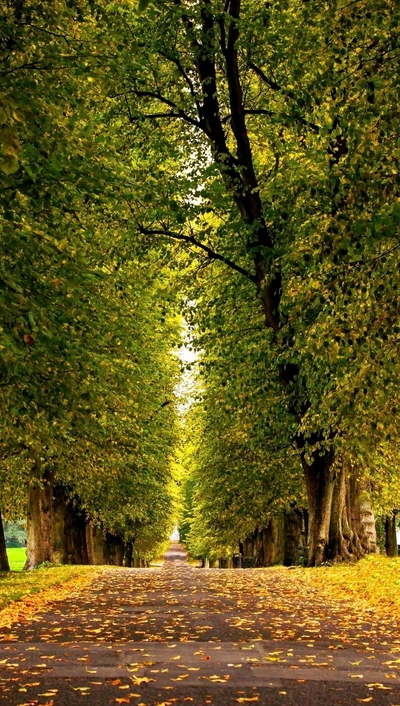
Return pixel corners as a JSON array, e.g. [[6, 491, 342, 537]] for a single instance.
[[174, 302, 199, 416]]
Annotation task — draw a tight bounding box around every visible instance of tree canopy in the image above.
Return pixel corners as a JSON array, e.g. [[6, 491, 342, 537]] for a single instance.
[[1, 0, 399, 567]]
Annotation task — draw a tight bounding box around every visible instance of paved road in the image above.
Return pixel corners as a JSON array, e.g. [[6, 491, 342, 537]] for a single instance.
[[1, 545, 399, 705]]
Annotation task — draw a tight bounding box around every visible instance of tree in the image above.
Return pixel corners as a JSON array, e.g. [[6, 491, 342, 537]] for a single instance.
[[0, 0, 181, 567], [99, 0, 400, 564]]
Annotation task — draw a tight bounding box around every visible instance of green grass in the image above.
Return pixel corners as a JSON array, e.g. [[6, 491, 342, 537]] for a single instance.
[[6, 547, 26, 571]]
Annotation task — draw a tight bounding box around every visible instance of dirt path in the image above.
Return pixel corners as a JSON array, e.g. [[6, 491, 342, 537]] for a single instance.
[[1, 545, 399, 705]]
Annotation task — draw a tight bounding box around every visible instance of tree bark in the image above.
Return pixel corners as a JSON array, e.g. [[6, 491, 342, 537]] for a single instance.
[[301, 448, 335, 566], [347, 473, 377, 555], [385, 511, 398, 557], [0, 507, 10, 571], [123, 540, 133, 567], [85, 521, 96, 565], [53, 485, 90, 565], [283, 510, 304, 566], [25, 466, 54, 569], [324, 461, 377, 563], [105, 533, 124, 565], [92, 524, 106, 564]]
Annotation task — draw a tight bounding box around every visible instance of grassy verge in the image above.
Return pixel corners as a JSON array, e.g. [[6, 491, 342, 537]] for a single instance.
[[0, 564, 102, 628], [307, 554, 400, 614], [6, 547, 26, 571]]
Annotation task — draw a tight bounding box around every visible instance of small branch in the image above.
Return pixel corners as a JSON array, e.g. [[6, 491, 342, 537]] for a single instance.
[[113, 88, 205, 132], [138, 225, 257, 284], [249, 62, 294, 98], [245, 108, 320, 134], [20, 22, 71, 45], [127, 110, 204, 132]]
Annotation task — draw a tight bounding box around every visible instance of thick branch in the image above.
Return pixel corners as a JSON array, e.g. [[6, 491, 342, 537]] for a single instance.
[[249, 61, 295, 98]]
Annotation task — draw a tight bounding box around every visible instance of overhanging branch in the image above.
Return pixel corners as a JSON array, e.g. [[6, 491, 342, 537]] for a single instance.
[[139, 225, 257, 284]]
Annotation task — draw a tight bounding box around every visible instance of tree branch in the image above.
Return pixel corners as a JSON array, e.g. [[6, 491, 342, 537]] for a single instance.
[[138, 225, 257, 284], [114, 88, 205, 132], [249, 61, 295, 98], [244, 108, 320, 133]]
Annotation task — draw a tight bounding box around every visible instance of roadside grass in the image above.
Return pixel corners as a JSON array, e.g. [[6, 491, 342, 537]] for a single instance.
[[307, 553, 400, 614], [6, 547, 26, 571], [0, 564, 101, 628]]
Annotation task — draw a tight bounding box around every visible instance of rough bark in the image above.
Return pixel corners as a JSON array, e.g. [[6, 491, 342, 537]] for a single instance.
[[302, 448, 335, 566], [324, 461, 377, 563], [385, 511, 398, 557], [92, 524, 106, 564], [348, 473, 377, 555], [329, 465, 353, 561], [0, 507, 10, 571], [53, 485, 90, 565], [25, 466, 54, 569], [85, 522, 96, 565], [256, 520, 284, 566], [67, 508, 89, 564]]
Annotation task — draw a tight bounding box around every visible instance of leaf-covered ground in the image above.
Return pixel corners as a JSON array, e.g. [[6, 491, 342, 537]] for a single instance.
[[0, 550, 399, 705]]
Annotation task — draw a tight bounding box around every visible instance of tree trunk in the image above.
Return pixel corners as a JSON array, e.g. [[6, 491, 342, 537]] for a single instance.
[[328, 462, 378, 562], [25, 466, 54, 569], [283, 510, 304, 566], [53, 483, 68, 564], [328, 464, 353, 561], [92, 524, 106, 564], [302, 448, 335, 566], [257, 519, 284, 566], [0, 507, 10, 572], [347, 473, 377, 555], [85, 521, 96, 565], [123, 540, 133, 567], [385, 512, 398, 557], [53, 485, 90, 565], [105, 533, 124, 565]]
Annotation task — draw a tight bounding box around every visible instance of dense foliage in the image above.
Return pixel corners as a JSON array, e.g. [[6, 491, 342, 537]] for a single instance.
[[1, 0, 399, 566], [0, 0, 180, 562]]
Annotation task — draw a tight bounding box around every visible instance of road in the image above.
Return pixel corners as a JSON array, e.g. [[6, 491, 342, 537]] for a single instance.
[[1, 543, 399, 705]]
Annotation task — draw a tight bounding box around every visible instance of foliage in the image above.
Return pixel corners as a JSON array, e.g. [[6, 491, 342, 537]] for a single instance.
[[0, 0, 181, 555], [2, 0, 400, 563], [94, 0, 400, 559], [4, 521, 26, 548]]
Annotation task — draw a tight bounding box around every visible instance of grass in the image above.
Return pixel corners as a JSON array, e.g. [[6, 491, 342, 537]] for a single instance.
[[307, 553, 400, 614], [6, 547, 26, 571], [0, 564, 99, 613]]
